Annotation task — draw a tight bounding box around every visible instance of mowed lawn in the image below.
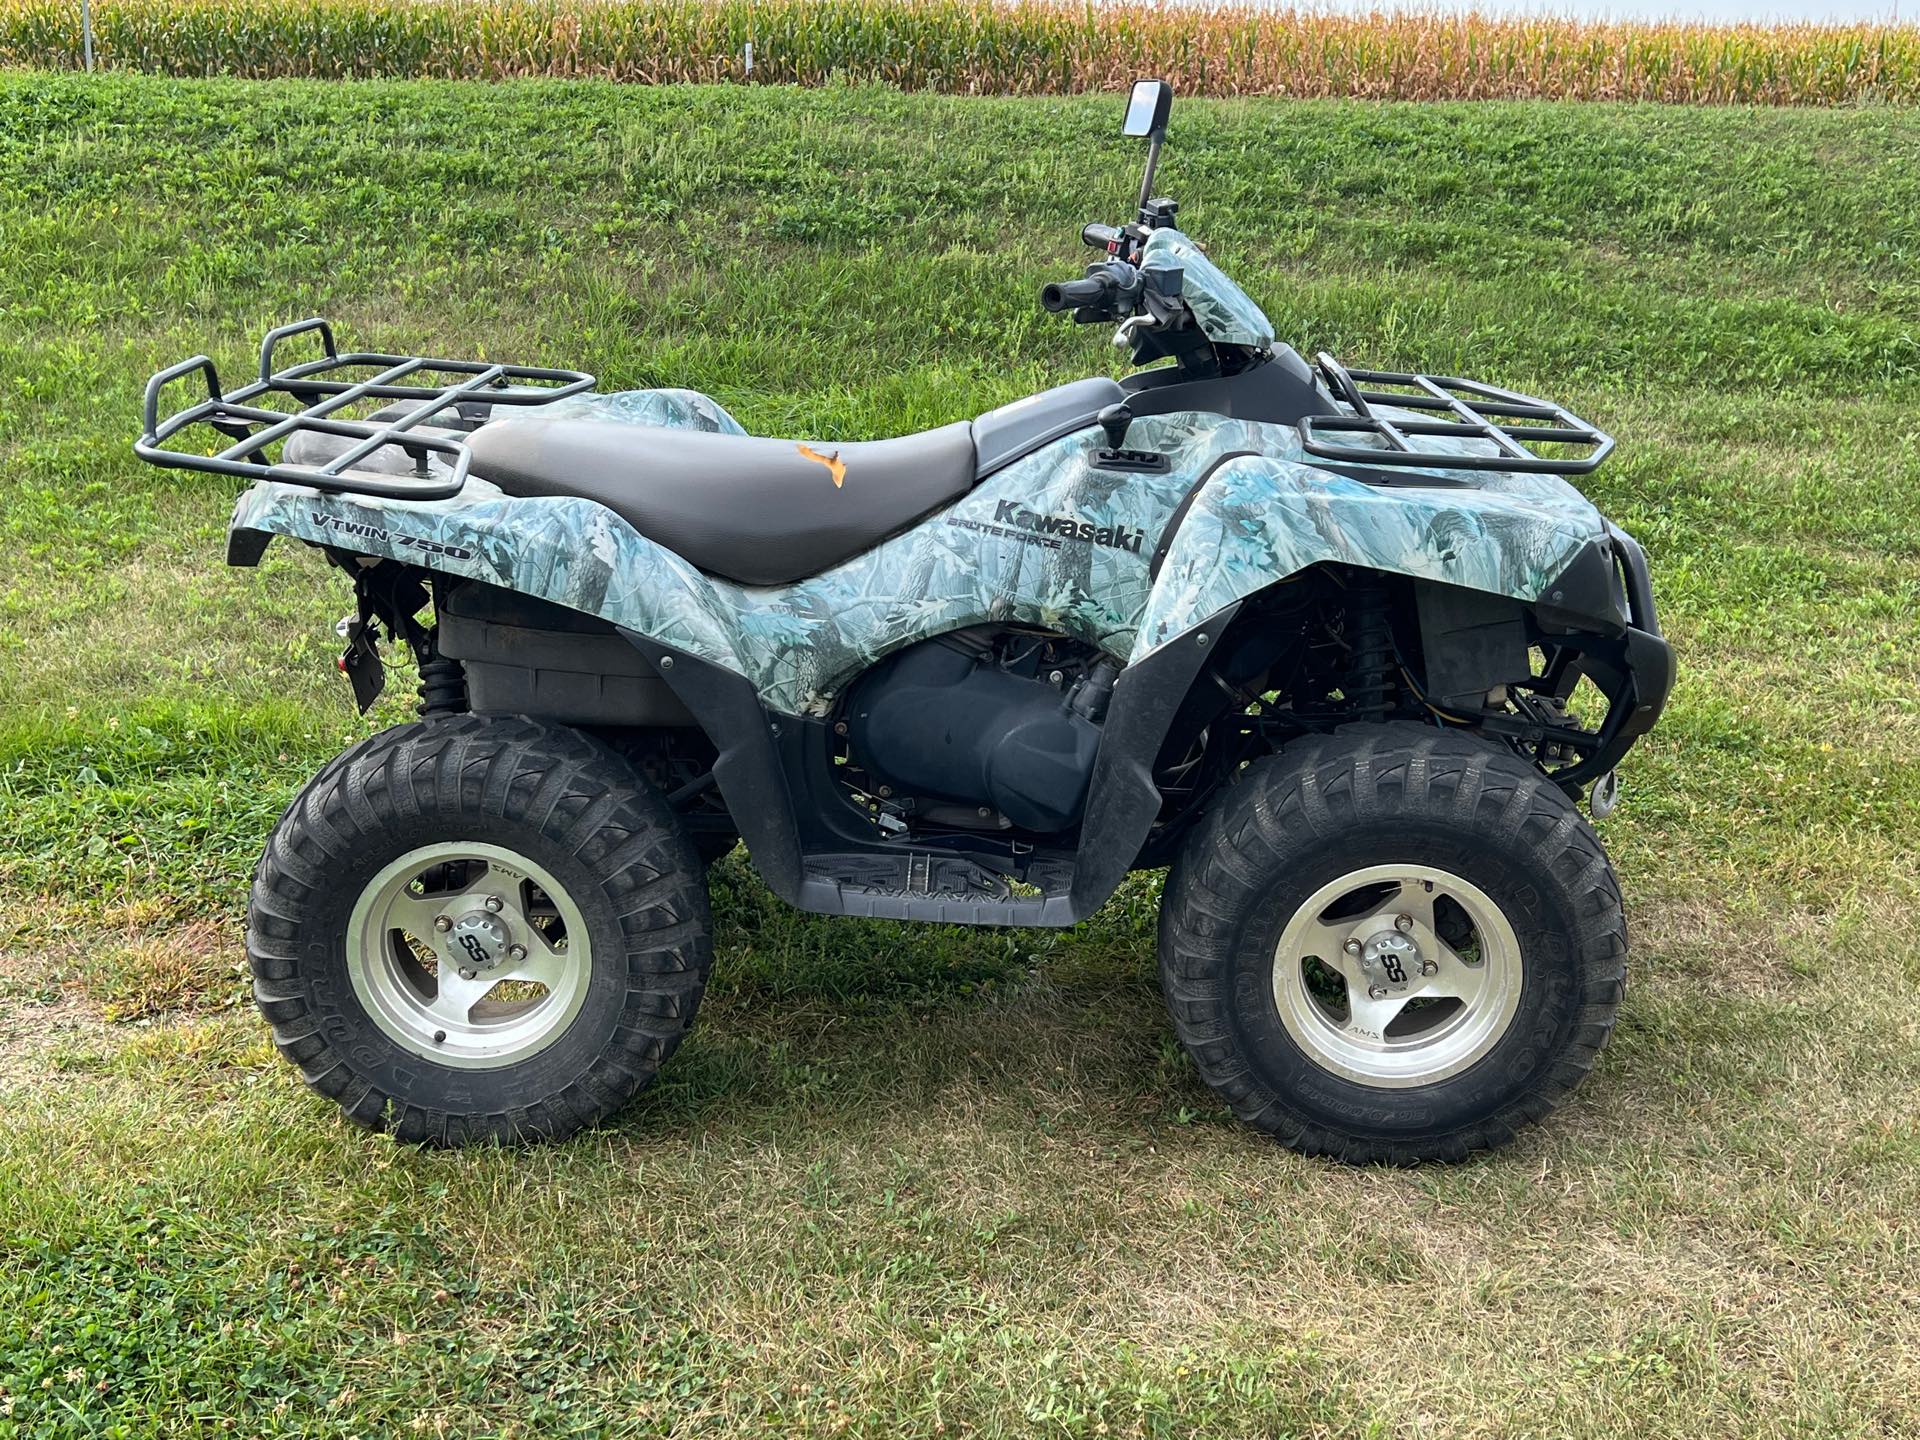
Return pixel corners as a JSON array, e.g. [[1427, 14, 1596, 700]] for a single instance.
[[3, 71, 1920, 1437]]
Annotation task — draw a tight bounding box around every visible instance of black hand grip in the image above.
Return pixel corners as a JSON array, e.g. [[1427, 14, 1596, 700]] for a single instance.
[[1081, 223, 1121, 250], [1040, 275, 1113, 313]]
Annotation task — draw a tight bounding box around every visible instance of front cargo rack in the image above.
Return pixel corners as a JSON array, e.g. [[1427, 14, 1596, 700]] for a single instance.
[[135, 318, 594, 500], [1302, 352, 1612, 476]]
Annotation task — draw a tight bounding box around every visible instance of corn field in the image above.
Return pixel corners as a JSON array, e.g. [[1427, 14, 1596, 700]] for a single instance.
[[4, 0, 1918, 104]]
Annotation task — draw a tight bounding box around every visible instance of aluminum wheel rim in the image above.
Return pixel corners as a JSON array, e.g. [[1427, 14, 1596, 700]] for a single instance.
[[346, 841, 593, 1070], [1271, 862, 1522, 1088]]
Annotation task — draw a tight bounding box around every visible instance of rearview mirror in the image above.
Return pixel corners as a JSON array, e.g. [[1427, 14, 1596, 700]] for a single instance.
[[1122, 80, 1172, 139]]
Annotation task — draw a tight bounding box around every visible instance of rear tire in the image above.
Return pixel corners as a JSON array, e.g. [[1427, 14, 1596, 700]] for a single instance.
[[248, 715, 712, 1145], [1158, 722, 1626, 1164]]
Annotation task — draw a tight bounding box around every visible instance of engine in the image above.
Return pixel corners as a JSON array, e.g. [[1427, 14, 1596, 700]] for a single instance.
[[843, 630, 1117, 833]]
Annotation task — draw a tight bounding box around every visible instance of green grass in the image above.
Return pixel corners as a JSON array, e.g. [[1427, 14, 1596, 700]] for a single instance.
[[4, 72, 1920, 1437]]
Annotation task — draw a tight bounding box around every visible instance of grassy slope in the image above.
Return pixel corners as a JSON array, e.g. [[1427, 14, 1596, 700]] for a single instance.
[[2, 72, 1919, 1437]]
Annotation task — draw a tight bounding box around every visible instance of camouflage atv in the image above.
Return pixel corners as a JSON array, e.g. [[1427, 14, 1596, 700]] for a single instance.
[[137, 81, 1672, 1162]]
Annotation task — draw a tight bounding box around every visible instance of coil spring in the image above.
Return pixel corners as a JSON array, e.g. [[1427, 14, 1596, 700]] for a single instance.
[[416, 653, 468, 717], [1345, 586, 1394, 719]]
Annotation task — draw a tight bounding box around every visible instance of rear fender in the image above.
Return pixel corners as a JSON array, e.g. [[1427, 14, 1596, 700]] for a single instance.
[[228, 478, 746, 672], [1131, 454, 1605, 663]]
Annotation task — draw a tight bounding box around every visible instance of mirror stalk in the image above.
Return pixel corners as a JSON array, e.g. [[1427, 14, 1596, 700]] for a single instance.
[[1136, 133, 1164, 216]]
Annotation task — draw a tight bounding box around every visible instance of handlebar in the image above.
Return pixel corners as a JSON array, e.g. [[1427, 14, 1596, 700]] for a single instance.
[[1040, 259, 1144, 317], [1040, 275, 1116, 313], [1081, 222, 1122, 251]]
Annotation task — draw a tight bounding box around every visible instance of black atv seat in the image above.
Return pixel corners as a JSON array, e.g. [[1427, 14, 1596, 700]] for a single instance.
[[464, 377, 1123, 587]]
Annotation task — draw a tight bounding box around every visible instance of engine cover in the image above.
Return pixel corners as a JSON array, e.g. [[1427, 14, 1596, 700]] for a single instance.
[[845, 638, 1104, 833]]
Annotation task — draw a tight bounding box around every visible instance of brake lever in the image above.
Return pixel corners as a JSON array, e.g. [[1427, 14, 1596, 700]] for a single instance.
[[1112, 314, 1160, 349]]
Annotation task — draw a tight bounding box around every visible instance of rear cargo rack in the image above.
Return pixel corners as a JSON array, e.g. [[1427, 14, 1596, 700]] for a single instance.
[[1302, 352, 1612, 476], [134, 318, 594, 500]]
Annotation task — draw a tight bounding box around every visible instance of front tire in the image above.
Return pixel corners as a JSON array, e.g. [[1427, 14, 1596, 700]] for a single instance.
[[1158, 723, 1626, 1163], [248, 716, 713, 1145]]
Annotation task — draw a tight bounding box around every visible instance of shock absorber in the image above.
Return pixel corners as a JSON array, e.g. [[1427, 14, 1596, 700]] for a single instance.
[[415, 648, 468, 717], [1344, 584, 1395, 719]]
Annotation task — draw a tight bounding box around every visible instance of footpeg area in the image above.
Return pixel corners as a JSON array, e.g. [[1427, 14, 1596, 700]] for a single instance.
[[799, 852, 1075, 926]]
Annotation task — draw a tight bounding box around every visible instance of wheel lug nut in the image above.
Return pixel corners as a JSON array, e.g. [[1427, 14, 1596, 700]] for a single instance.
[[1394, 914, 1414, 933], [433, 915, 452, 932], [1343, 939, 1362, 955], [1368, 985, 1388, 1000], [484, 896, 504, 913], [508, 944, 527, 962], [1419, 960, 1438, 976], [459, 967, 478, 981]]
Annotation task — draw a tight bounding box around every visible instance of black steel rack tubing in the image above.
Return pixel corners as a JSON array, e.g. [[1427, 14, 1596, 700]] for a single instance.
[[1303, 352, 1613, 476], [135, 319, 594, 501]]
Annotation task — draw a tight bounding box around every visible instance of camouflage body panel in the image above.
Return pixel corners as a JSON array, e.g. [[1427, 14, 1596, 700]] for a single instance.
[[1140, 228, 1275, 352], [1135, 453, 1604, 659], [539, 387, 747, 434], [231, 391, 1604, 716]]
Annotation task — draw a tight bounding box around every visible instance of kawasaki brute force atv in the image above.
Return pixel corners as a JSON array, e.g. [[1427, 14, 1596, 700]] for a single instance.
[[138, 81, 1672, 1162]]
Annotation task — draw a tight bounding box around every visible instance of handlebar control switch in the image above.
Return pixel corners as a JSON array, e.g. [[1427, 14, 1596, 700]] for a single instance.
[[1138, 197, 1180, 230]]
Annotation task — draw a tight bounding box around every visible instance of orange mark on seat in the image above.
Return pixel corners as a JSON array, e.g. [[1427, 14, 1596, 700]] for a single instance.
[[797, 443, 846, 488]]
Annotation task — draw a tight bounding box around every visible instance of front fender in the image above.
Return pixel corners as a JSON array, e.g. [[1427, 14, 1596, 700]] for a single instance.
[[1131, 455, 1607, 661]]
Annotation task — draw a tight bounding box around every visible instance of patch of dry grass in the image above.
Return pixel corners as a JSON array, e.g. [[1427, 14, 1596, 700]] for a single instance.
[[70, 917, 235, 1021]]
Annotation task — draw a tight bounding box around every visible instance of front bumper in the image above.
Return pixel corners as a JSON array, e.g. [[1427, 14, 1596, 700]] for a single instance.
[[1526, 522, 1675, 788], [1596, 522, 1675, 752]]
